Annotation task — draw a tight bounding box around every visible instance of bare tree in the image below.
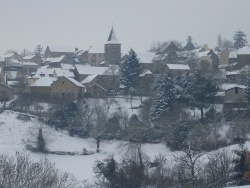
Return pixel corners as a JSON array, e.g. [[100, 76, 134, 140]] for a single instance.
[[204, 150, 232, 188], [173, 141, 206, 188], [0, 154, 83, 188]]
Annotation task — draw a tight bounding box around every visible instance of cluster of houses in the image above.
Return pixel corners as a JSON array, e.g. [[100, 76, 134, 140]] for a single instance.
[[0, 27, 249, 111]]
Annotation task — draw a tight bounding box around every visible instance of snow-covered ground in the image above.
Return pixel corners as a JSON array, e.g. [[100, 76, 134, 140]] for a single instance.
[[0, 110, 177, 183]]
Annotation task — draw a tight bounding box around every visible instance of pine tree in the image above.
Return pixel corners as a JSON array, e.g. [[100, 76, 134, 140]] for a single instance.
[[184, 36, 196, 51], [37, 128, 46, 152], [245, 76, 250, 101], [230, 148, 248, 186], [120, 49, 143, 94], [187, 72, 218, 120], [150, 74, 178, 121], [34, 44, 43, 58], [233, 30, 248, 50]]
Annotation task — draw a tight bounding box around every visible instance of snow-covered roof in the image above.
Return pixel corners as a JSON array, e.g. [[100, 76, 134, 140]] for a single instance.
[[22, 55, 36, 60], [229, 51, 237, 58], [106, 27, 120, 44], [31, 77, 56, 87], [221, 83, 246, 90], [225, 71, 240, 76], [22, 62, 38, 66], [45, 55, 65, 63], [196, 50, 210, 58], [88, 84, 107, 91], [32, 68, 55, 78], [237, 46, 250, 55], [1, 53, 15, 58], [75, 64, 109, 75], [215, 92, 225, 97], [81, 75, 98, 84], [61, 63, 75, 70], [166, 64, 190, 70], [9, 59, 22, 65], [54, 68, 75, 78], [140, 69, 153, 77], [63, 77, 84, 87]]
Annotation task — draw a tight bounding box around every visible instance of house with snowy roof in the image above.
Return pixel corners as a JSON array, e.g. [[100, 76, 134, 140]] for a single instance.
[[22, 54, 41, 64], [80, 65, 120, 98], [50, 76, 85, 100], [223, 84, 248, 109], [0, 52, 22, 66], [236, 46, 250, 69]]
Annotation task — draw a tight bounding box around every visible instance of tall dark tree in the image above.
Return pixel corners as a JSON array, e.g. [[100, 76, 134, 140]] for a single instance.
[[150, 74, 184, 122], [37, 128, 47, 152], [120, 49, 143, 95], [245, 76, 250, 101], [233, 30, 248, 50], [184, 36, 196, 51], [187, 72, 218, 120], [230, 148, 248, 186], [34, 44, 43, 58]]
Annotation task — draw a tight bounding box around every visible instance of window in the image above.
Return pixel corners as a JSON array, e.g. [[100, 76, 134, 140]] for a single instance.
[[235, 87, 238, 94], [40, 73, 45, 77], [62, 81, 64, 84]]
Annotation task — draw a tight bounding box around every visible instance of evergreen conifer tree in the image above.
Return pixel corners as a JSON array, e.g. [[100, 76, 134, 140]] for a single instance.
[[120, 49, 143, 94], [233, 30, 248, 50], [245, 76, 250, 101], [187, 72, 218, 120], [230, 148, 248, 186], [37, 128, 46, 152], [184, 36, 196, 51]]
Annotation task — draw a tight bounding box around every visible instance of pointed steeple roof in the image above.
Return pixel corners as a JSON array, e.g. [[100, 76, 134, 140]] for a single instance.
[[106, 27, 120, 44]]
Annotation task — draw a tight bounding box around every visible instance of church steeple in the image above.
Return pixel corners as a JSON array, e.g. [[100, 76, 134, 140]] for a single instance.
[[106, 27, 120, 44], [104, 27, 121, 65]]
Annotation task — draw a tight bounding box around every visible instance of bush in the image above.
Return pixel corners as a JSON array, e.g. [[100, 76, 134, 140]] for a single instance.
[[0, 154, 83, 188]]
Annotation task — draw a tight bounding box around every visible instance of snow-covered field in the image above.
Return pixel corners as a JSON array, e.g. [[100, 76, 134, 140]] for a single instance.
[[0, 97, 249, 186], [0, 110, 177, 183]]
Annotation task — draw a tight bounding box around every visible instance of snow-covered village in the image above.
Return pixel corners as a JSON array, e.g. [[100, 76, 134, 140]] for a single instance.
[[0, 1, 250, 188]]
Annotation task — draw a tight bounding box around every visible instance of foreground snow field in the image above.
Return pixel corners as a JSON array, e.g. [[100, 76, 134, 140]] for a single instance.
[[0, 110, 180, 182], [2, 109, 250, 184]]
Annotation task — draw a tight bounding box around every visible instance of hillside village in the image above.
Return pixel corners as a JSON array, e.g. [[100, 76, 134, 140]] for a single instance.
[[1, 27, 250, 187], [0, 28, 249, 111]]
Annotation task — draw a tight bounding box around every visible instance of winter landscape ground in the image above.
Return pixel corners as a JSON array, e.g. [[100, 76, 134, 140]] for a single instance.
[[0, 98, 248, 187]]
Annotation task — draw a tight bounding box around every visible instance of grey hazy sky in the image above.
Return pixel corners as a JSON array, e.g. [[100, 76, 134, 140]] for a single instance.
[[0, 0, 250, 54]]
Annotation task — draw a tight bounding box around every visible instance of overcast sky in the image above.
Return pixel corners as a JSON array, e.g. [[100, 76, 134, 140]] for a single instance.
[[0, 0, 249, 54]]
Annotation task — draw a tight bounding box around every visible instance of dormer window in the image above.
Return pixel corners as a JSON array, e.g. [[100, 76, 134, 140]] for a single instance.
[[40, 73, 45, 77], [49, 74, 54, 77]]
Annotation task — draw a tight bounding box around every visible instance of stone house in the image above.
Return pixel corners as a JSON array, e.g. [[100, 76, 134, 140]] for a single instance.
[[74, 64, 109, 82], [1, 52, 22, 66], [88, 51, 105, 66], [85, 84, 107, 98], [51, 76, 84, 100], [223, 84, 248, 109], [29, 77, 56, 99], [236, 46, 250, 69], [22, 54, 41, 64]]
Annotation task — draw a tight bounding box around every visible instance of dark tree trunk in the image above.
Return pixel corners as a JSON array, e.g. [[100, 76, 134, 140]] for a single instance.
[[96, 136, 100, 153]]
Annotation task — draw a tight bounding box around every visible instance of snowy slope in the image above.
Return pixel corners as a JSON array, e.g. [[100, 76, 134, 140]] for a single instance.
[[0, 110, 176, 182]]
